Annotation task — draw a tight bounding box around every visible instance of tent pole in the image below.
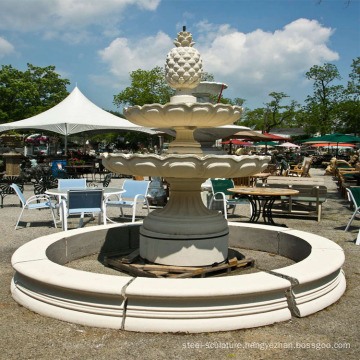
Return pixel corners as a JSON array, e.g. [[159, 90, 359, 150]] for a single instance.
[[65, 124, 68, 155]]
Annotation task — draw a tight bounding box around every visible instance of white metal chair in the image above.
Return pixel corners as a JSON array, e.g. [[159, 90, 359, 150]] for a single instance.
[[60, 189, 104, 231], [11, 183, 57, 230], [104, 180, 150, 223], [344, 187, 360, 245], [209, 179, 251, 220], [58, 178, 86, 189], [57, 178, 87, 206]]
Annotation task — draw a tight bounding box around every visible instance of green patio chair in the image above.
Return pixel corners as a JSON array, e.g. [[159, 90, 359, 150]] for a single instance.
[[209, 179, 251, 219]]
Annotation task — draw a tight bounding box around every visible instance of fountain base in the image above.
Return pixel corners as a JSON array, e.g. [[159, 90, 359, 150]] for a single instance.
[[139, 177, 229, 266], [140, 227, 228, 266]]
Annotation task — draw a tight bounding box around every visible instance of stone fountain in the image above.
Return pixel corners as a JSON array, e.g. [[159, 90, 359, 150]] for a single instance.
[[10, 28, 346, 333], [101, 28, 269, 266]]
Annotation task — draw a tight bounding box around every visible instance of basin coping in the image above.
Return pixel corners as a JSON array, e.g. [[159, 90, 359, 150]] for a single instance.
[[12, 222, 345, 298]]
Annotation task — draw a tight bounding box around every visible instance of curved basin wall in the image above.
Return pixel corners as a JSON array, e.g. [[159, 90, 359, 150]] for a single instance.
[[11, 222, 346, 333]]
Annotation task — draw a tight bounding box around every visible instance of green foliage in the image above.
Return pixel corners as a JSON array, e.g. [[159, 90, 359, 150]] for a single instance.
[[201, 72, 215, 81], [113, 66, 174, 107], [263, 92, 298, 133], [0, 63, 70, 123], [302, 63, 344, 135], [334, 57, 360, 135], [241, 107, 267, 130], [241, 92, 297, 132]]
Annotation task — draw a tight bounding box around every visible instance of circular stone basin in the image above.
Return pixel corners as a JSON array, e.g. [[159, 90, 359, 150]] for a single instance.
[[11, 222, 346, 333]]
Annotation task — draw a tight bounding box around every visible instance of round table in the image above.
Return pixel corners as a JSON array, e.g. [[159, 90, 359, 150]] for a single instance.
[[46, 187, 125, 198], [228, 187, 299, 226]]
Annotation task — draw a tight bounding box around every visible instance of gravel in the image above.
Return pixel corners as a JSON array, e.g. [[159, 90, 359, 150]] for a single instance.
[[0, 170, 359, 359]]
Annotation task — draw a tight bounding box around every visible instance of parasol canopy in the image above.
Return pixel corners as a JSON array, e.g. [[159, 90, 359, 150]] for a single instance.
[[229, 130, 270, 142], [309, 143, 358, 148], [276, 142, 300, 148], [254, 141, 278, 146], [301, 133, 360, 144], [262, 132, 289, 141], [221, 140, 253, 146]]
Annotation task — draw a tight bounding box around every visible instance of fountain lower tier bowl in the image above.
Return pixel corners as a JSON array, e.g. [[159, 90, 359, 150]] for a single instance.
[[11, 222, 346, 333], [101, 153, 270, 179]]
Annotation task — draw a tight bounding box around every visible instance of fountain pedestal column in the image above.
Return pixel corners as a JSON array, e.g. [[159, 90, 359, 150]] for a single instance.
[[139, 177, 229, 266]]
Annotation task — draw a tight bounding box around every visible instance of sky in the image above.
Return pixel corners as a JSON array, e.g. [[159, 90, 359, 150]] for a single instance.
[[0, 0, 359, 113]]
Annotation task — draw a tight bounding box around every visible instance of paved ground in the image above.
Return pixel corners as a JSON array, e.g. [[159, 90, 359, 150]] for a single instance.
[[0, 169, 359, 360]]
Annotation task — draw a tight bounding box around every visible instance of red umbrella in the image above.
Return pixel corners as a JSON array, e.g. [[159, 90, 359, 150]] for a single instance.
[[309, 143, 358, 148], [262, 132, 289, 141], [221, 139, 253, 146]]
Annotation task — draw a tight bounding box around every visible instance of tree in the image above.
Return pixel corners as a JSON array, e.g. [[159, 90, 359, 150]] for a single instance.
[[334, 57, 360, 135], [241, 92, 297, 132], [0, 63, 70, 123], [113, 66, 174, 107], [241, 107, 267, 130], [302, 63, 344, 135], [263, 92, 298, 133]]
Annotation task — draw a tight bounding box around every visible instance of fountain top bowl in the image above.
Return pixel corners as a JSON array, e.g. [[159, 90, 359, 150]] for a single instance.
[[123, 101, 243, 129]]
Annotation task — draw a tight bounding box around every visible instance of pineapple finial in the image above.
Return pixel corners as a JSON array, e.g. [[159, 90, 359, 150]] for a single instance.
[[174, 26, 195, 47], [165, 27, 202, 93]]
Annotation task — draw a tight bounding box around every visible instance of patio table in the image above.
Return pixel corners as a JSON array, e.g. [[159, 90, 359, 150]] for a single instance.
[[228, 187, 299, 226], [46, 187, 125, 199]]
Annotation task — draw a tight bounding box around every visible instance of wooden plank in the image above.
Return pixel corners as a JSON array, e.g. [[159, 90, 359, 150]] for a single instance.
[[148, 270, 169, 276], [143, 264, 201, 273], [121, 249, 139, 264], [105, 257, 157, 277], [228, 257, 238, 266], [128, 263, 145, 269], [104, 253, 254, 278]]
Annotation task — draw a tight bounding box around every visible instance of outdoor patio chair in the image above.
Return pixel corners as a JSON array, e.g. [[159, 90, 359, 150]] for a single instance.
[[0, 177, 24, 208], [209, 179, 251, 220], [104, 180, 150, 223], [10, 183, 57, 230], [102, 173, 112, 188], [58, 178, 86, 189], [93, 161, 108, 182], [344, 187, 360, 243], [60, 189, 104, 231], [33, 175, 58, 196], [284, 159, 312, 177], [288, 156, 312, 172]]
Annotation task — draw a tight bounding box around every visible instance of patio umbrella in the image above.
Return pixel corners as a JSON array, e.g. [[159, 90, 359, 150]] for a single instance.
[[220, 140, 253, 146], [309, 143, 358, 148], [229, 130, 270, 142], [262, 132, 290, 141], [301, 133, 360, 144], [302, 133, 360, 157], [276, 142, 300, 148], [253, 141, 278, 146], [220, 139, 253, 154]]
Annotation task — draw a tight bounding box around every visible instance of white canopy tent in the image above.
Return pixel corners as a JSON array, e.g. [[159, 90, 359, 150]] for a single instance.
[[0, 86, 156, 153]]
